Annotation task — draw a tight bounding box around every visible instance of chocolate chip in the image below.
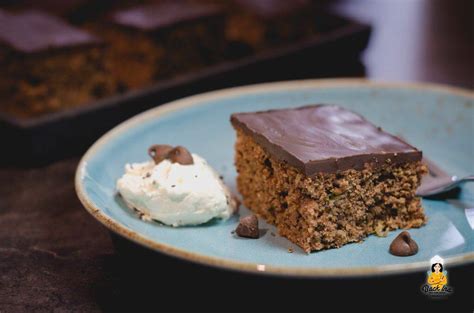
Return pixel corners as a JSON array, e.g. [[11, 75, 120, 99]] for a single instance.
[[389, 231, 419, 256], [148, 144, 173, 164], [167, 146, 194, 165], [148, 144, 194, 165], [235, 215, 259, 239]]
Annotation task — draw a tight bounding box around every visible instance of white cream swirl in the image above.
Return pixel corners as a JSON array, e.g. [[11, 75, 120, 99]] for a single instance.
[[116, 154, 235, 226]]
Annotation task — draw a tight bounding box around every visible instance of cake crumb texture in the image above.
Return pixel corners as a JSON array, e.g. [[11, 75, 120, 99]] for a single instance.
[[234, 130, 427, 252]]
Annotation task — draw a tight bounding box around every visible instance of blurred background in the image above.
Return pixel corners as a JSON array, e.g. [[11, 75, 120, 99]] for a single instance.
[[0, 0, 472, 164], [0, 0, 472, 312]]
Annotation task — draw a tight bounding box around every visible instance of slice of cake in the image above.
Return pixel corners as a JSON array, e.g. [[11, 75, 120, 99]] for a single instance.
[[226, 0, 315, 51], [0, 10, 117, 118], [85, 1, 225, 89], [231, 105, 427, 252]]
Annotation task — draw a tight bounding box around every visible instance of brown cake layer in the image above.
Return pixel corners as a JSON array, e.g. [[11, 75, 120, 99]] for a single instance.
[[0, 10, 117, 118], [231, 105, 427, 252], [233, 130, 427, 252], [85, 1, 225, 89], [225, 0, 316, 51]]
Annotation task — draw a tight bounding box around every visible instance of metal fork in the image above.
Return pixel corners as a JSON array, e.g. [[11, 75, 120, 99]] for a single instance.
[[416, 158, 474, 197]]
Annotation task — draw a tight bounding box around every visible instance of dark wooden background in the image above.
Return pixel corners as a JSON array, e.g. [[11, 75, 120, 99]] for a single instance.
[[0, 1, 472, 312]]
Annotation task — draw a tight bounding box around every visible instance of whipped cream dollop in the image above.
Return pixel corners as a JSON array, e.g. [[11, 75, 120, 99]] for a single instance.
[[116, 153, 236, 226]]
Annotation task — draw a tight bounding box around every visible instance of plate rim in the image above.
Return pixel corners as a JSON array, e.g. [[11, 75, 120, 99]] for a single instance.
[[75, 78, 474, 278]]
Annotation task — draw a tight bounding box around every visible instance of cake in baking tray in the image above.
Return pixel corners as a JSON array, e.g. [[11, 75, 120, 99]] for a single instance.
[[0, 9, 117, 118], [85, 1, 225, 89], [226, 0, 317, 52]]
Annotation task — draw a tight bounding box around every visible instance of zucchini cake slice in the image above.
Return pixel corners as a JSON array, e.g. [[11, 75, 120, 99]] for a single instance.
[[231, 105, 426, 252]]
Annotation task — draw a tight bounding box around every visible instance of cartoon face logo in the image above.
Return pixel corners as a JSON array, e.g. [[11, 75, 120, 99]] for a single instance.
[[421, 255, 453, 297], [427, 262, 447, 290]]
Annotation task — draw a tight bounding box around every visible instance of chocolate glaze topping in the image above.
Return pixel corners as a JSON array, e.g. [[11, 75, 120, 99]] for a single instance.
[[0, 10, 100, 54], [112, 1, 221, 32], [231, 105, 422, 176]]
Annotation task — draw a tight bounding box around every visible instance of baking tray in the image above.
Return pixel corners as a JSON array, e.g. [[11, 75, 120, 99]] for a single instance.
[[0, 12, 371, 166]]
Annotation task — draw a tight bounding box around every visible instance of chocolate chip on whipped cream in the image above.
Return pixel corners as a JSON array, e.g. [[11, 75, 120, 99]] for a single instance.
[[148, 144, 173, 164], [148, 144, 194, 165], [117, 145, 236, 226], [168, 146, 194, 165]]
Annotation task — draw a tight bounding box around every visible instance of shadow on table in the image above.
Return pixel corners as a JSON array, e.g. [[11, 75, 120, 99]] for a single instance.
[[93, 233, 473, 313]]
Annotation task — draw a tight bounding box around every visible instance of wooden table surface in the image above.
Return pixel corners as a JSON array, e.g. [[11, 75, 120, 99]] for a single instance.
[[0, 1, 472, 312]]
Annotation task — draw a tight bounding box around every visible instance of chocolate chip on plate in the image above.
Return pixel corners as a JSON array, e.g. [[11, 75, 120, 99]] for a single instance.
[[389, 231, 419, 256], [235, 215, 259, 239], [168, 146, 194, 165], [148, 144, 173, 164]]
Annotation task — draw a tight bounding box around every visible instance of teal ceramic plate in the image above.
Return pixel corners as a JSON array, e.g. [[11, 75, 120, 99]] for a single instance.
[[75, 79, 474, 277]]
